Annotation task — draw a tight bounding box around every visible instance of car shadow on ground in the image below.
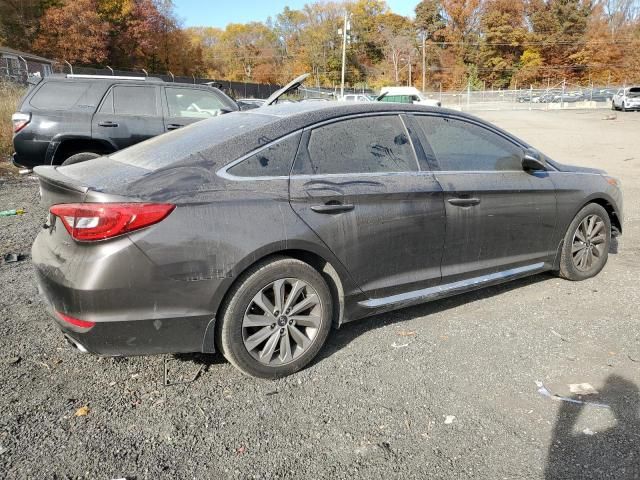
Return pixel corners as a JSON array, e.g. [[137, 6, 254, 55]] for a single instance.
[[544, 375, 640, 480], [315, 271, 555, 365]]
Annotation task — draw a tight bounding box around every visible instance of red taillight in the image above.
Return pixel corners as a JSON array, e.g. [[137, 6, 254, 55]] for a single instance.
[[50, 203, 175, 241], [12, 112, 31, 133], [56, 311, 95, 329]]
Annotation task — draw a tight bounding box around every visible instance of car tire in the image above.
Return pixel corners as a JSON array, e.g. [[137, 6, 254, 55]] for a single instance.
[[622, 102, 627, 112], [61, 152, 101, 166], [559, 203, 611, 281], [217, 256, 333, 379]]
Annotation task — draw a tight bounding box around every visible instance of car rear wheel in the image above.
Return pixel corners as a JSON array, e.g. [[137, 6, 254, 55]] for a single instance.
[[217, 256, 333, 378], [559, 203, 611, 281], [61, 152, 101, 166]]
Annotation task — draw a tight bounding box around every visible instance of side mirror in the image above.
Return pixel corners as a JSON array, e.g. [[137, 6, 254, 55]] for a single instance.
[[522, 149, 547, 171]]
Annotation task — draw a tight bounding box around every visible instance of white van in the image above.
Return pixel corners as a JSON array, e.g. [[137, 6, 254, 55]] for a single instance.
[[378, 86, 441, 107]]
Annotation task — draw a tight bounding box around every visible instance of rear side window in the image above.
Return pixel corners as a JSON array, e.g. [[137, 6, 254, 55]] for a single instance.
[[297, 115, 417, 175], [227, 133, 301, 177], [415, 116, 523, 171], [113, 86, 157, 116], [29, 82, 91, 110]]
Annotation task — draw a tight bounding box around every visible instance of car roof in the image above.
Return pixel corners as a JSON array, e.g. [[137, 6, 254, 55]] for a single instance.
[[43, 74, 214, 88], [101, 101, 525, 172], [379, 86, 421, 95]]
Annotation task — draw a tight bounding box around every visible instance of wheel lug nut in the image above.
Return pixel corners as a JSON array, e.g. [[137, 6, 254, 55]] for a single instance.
[[271, 323, 276, 329], [280, 328, 285, 335], [289, 319, 294, 325]]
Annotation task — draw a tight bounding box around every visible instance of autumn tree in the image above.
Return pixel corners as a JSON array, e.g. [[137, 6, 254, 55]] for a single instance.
[[33, 0, 109, 64], [479, 0, 528, 87]]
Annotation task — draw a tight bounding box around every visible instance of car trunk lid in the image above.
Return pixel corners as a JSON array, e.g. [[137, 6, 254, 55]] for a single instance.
[[34, 158, 150, 208]]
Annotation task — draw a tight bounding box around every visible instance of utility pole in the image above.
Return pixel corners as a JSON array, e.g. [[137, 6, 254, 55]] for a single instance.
[[408, 53, 412, 87], [421, 33, 426, 93], [340, 12, 349, 99]]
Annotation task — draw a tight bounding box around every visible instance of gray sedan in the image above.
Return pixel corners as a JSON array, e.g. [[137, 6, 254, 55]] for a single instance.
[[32, 102, 623, 378]]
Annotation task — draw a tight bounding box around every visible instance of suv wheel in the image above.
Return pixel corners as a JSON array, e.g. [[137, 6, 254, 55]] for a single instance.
[[559, 203, 611, 281], [217, 256, 333, 378], [61, 152, 101, 166]]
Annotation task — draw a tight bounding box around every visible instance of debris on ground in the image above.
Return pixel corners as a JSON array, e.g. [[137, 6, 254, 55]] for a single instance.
[[444, 415, 456, 424], [235, 445, 247, 455], [568, 383, 599, 395], [3, 253, 27, 264], [391, 342, 409, 349], [0, 208, 25, 216], [602, 114, 617, 120], [396, 329, 417, 337], [550, 329, 569, 342], [535, 381, 610, 409], [3, 356, 21, 365], [582, 428, 595, 436], [74, 406, 90, 417]]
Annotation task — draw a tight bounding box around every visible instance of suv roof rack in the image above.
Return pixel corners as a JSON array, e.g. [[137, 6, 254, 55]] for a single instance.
[[65, 74, 164, 81]]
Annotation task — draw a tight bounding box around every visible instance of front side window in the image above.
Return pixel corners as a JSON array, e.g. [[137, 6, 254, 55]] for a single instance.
[[166, 88, 226, 118], [113, 86, 157, 116], [227, 133, 301, 177], [296, 115, 417, 175], [415, 116, 523, 172]]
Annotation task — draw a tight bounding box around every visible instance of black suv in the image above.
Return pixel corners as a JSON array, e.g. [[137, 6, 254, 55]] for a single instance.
[[11, 74, 239, 168]]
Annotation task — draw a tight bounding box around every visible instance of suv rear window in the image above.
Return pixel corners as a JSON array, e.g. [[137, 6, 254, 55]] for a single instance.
[[29, 82, 91, 110]]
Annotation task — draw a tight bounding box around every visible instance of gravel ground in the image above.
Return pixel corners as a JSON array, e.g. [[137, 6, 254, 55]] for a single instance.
[[1, 109, 639, 480]]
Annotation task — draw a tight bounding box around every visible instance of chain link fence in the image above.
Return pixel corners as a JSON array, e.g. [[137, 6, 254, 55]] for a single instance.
[[432, 82, 621, 111]]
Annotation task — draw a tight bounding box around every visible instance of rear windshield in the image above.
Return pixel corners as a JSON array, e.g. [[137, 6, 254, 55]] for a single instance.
[[110, 111, 274, 170], [29, 81, 91, 110]]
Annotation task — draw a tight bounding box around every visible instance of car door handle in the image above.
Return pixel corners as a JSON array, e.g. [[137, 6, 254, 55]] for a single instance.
[[167, 123, 183, 130], [448, 197, 481, 207], [310, 203, 355, 214], [98, 121, 118, 127]]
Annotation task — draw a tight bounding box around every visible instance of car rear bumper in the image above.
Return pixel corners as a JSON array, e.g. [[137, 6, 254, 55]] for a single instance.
[[32, 228, 217, 356]]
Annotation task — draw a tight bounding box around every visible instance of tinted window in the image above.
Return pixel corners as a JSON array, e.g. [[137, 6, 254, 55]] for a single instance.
[[30, 82, 91, 110], [113, 86, 157, 116], [379, 95, 413, 104], [415, 116, 523, 171], [298, 116, 417, 175], [227, 133, 300, 177], [166, 88, 226, 118]]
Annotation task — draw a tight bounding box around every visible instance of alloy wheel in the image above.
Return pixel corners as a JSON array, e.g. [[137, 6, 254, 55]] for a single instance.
[[242, 278, 323, 366], [571, 214, 606, 272]]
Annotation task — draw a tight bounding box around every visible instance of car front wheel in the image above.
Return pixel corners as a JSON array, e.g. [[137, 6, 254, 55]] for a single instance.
[[217, 256, 333, 378], [559, 203, 611, 281]]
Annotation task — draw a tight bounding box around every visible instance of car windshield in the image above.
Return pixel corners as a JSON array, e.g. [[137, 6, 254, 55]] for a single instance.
[[628, 88, 640, 97]]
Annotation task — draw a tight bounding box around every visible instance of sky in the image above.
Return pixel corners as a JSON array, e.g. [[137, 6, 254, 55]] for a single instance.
[[174, 1, 419, 28]]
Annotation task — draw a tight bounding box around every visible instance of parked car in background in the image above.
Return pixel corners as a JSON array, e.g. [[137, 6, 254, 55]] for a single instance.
[[32, 102, 622, 378], [236, 98, 265, 110], [377, 86, 441, 107], [11, 74, 239, 168], [612, 87, 640, 111], [339, 93, 373, 102]]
